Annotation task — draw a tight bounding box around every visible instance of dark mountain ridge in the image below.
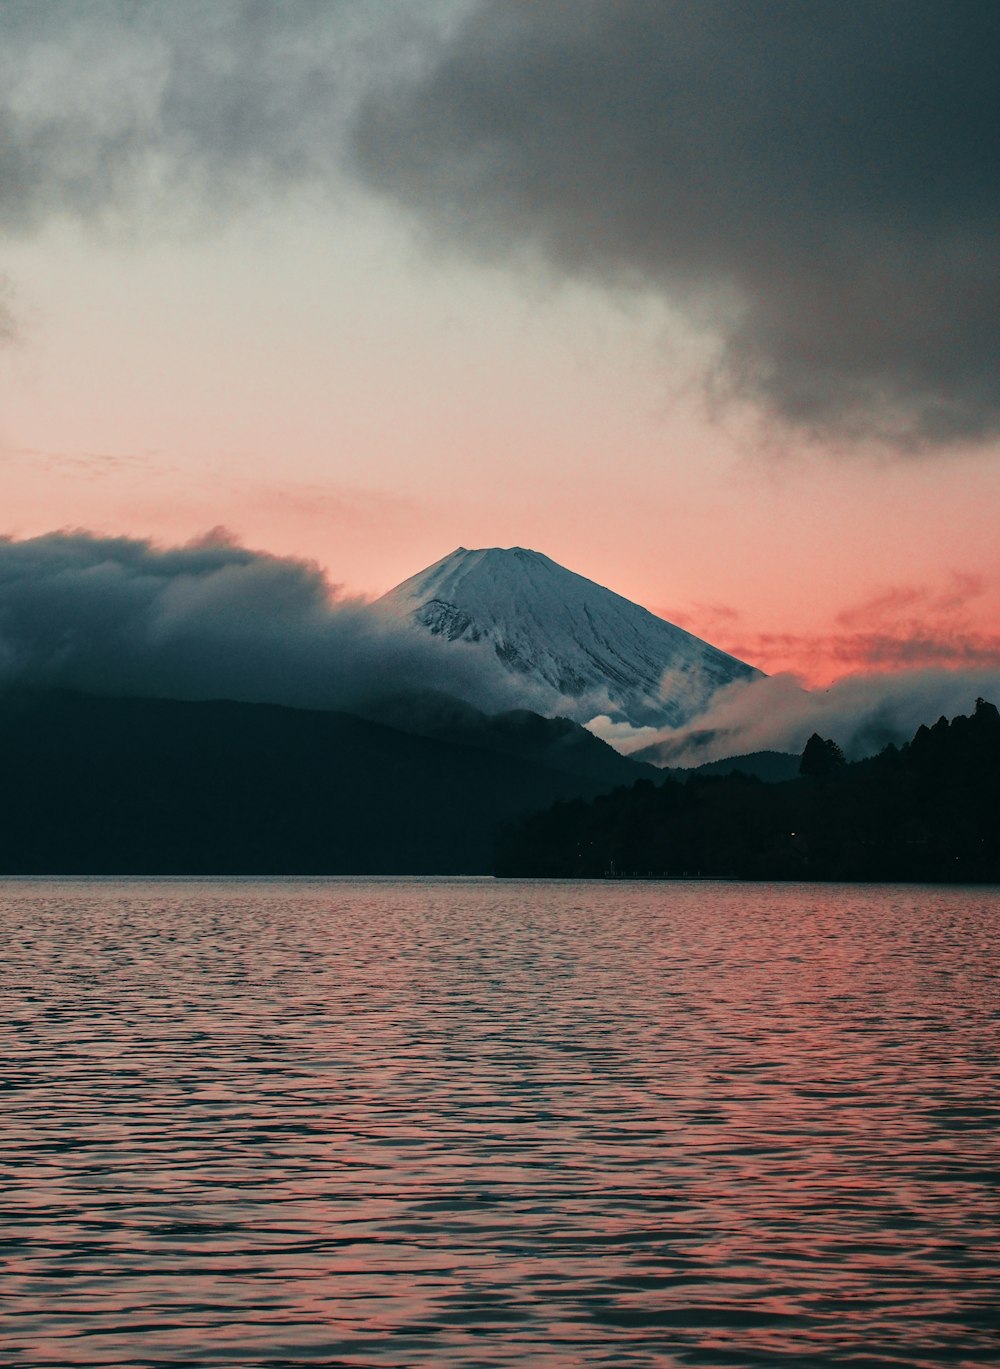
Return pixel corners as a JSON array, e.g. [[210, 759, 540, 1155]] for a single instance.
[[0, 688, 653, 875], [361, 689, 661, 787], [665, 750, 801, 784]]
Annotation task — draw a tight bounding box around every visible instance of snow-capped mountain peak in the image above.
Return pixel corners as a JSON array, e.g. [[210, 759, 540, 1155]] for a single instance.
[[376, 546, 759, 728]]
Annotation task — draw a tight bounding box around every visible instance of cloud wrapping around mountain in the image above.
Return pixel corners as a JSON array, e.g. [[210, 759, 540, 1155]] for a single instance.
[[3, 531, 996, 774], [595, 667, 1000, 767], [0, 529, 549, 715]]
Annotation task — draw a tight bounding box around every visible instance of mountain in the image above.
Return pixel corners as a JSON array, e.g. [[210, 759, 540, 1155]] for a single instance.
[[668, 750, 801, 784], [0, 689, 654, 875], [362, 689, 661, 787], [376, 546, 759, 728]]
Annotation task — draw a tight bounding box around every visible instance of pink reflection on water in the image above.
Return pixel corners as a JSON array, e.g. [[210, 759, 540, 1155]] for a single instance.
[[1, 878, 998, 1365]]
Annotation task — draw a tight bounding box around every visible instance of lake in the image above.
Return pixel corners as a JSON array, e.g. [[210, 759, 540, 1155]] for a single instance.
[[2, 877, 998, 1366]]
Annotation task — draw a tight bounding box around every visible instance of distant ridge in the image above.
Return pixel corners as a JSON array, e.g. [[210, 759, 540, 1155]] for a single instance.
[[669, 750, 801, 784], [376, 546, 759, 728], [0, 689, 654, 875]]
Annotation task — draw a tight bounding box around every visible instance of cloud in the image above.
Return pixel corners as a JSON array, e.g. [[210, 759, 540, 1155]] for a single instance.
[[834, 572, 985, 628], [351, 1, 1000, 450], [0, 1, 460, 351], [0, 274, 15, 342], [4, 531, 996, 771], [8, 446, 134, 479], [721, 626, 1000, 682], [0, 0, 454, 237], [720, 573, 1000, 682], [0, 527, 557, 715], [654, 601, 744, 635], [234, 479, 415, 531], [585, 714, 662, 756], [623, 667, 1000, 768], [2, 3, 995, 450]]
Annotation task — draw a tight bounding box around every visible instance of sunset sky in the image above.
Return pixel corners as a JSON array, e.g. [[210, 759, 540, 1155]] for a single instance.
[[1, 0, 998, 690]]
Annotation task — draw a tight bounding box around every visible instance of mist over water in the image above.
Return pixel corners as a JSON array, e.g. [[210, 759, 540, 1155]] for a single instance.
[[2, 878, 998, 1366]]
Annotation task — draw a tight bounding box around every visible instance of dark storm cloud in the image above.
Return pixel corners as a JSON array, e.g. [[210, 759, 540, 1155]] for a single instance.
[[1, 1, 996, 448], [351, 1, 1000, 449], [0, 529, 548, 714]]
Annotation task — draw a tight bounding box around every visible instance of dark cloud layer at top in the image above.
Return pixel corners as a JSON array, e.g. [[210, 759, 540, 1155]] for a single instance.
[[0, 1, 996, 451], [352, 1, 1000, 450]]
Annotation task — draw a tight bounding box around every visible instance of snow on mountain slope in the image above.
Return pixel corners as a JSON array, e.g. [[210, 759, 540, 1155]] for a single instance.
[[375, 546, 760, 729]]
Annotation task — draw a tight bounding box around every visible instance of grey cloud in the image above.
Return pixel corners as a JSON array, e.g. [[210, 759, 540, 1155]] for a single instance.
[[4, 531, 995, 761], [351, 1, 1000, 449], [618, 667, 1000, 767], [0, 274, 16, 342], [0, 0, 449, 234], [2, 1, 996, 449], [0, 528, 553, 715]]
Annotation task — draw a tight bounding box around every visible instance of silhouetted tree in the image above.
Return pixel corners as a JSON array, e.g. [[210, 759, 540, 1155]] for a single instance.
[[799, 733, 846, 779]]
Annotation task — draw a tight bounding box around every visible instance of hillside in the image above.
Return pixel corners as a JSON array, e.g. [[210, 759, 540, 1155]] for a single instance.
[[0, 689, 650, 875]]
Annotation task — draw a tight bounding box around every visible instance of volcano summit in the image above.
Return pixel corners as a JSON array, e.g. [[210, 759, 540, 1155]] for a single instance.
[[376, 546, 759, 729]]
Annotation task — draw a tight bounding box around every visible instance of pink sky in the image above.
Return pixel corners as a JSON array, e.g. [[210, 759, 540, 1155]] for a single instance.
[[1, 5, 997, 693], [2, 212, 997, 690]]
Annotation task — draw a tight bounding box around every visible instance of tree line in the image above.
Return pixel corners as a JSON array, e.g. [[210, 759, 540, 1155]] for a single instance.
[[494, 699, 1000, 882]]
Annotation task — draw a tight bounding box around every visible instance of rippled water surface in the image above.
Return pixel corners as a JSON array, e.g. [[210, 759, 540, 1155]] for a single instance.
[[2, 878, 999, 1367]]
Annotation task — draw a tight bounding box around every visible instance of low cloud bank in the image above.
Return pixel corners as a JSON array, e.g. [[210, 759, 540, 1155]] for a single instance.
[[0, 529, 555, 716], [595, 669, 1000, 768], [5, 531, 996, 767]]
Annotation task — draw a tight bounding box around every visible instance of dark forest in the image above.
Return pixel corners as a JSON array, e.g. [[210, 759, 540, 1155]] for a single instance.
[[496, 700, 1000, 882]]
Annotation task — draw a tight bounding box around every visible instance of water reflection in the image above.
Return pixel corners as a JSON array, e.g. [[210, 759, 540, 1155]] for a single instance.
[[2, 878, 998, 1365]]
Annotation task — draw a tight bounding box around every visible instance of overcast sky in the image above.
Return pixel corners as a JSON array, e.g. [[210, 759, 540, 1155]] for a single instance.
[[1, 0, 998, 689]]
